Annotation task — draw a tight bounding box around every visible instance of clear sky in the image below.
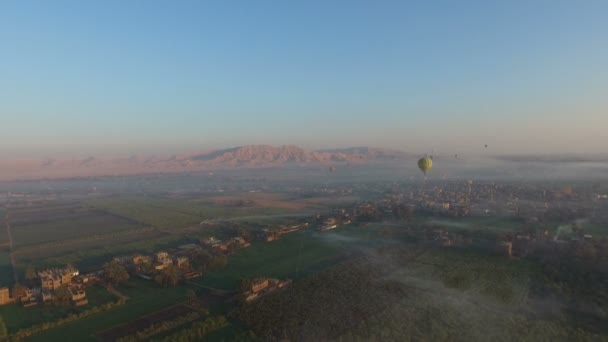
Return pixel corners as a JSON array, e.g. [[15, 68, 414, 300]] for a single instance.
[[1, 0, 607, 158]]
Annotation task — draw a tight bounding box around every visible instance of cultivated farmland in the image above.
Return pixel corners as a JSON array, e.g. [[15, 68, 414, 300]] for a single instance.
[[9, 202, 142, 247]]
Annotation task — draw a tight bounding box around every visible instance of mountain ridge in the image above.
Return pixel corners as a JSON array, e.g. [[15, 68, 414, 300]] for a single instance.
[[0, 145, 411, 181]]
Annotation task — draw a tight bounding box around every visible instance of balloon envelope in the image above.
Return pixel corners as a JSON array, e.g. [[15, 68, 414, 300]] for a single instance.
[[417, 157, 433, 175]]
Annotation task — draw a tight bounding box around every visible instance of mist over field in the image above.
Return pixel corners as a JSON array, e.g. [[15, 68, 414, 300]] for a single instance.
[[2, 154, 608, 194]]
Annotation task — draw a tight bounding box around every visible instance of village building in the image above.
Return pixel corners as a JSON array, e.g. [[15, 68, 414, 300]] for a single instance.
[[156, 251, 170, 263], [174, 256, 190, 269], [41, 290, 54, 302], [154, 251, 173, 270], [257, 229, 279, 242], [243, 277, 292, 302], [0, 287, 12, 305], [70, 286, 88, 306], [20, 287, 41, 307], [319, 217, 338, 231], [38, 266, 79, 291], [201, 237, 222, 247], [133, 254, 152, 265], [230, 236, 251, 248]]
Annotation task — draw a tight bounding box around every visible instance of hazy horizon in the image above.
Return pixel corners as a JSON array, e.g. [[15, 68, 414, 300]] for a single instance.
[[3, 142, 608, 161], [2, 1, 607, 158]]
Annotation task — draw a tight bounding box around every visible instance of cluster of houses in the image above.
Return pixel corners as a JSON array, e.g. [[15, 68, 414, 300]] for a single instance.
[[0, 266, 98, 308], [319, 213, 351, 231], [114, 249, 201, 280], [36, 266, 88, 306], [257, 223, 309, 242], [201, 236, 251, 252], [242, 277, 292, 302], [427, 223, 597, 259]]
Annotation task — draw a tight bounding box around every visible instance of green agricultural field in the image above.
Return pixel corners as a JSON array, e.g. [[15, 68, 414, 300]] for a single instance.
[[86, 197, 203, 230], [85, 286, 120, 307], [27, 279, 199, 342], [86, 196, 300, 231], [7, 202, 83, 218], [0, 220, 8, 246], [20, 233, 188, 272], [568, 221, 608, 238], [0, 251, 13, 287], [193, 229, 367, 291], [422, 216, 523, 238], [13, 228, 167, 268], [10, 213, 141, 247], [0, 286, 117, 335]]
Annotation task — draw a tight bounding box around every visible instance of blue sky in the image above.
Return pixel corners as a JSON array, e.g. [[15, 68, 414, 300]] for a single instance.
[[1, 0, 607, 157]]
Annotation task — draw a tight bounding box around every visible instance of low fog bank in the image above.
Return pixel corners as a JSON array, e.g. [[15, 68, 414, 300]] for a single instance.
[[1, 156, 607, 194], [310, 230, 607, 340]]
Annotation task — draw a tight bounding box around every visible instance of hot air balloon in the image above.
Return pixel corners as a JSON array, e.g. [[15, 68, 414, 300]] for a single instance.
[[418, 157, 433, 176]]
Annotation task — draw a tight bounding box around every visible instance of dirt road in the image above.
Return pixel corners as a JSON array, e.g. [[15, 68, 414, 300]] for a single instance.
[[4, 208, 18, 284]]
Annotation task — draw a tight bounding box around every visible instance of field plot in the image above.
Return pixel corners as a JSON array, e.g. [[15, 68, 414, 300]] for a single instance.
[[28, 279, 199, 342], [9, 202, 92, 225], [13, 228, 166, 265], [205, 192, 311, 211], [96, 304, 195, 341], [0, 251, 13, 287], [16, 232, 187, 273], [0, 286, 117, 335], [10, 202, 142, 247], [295, 195, 361, 208], [0, 214, 8, 246], [193, 230, 357, 290], [423, 216, 523, 238], [87, 195, 301, 230]]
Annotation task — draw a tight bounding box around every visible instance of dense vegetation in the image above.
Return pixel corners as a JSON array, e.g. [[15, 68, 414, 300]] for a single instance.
[[237, 246, 608, 341], [9, 298, 127, 340], [154, 315, 228, 342], [115, 312, 201, 342]]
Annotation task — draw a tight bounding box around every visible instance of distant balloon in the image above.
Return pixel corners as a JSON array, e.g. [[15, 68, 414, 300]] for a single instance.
[[485, 144, 488, 148], [454, 154, 458, 159], [328, 166, 336, 173], [417, 157, 433, 176]]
